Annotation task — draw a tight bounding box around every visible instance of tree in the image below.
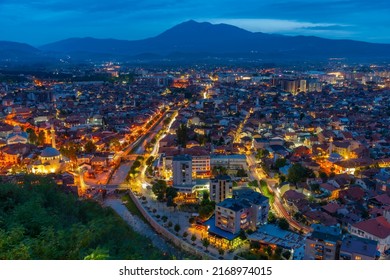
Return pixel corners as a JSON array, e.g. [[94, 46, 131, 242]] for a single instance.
[[218, 248, 225, 258], [274, 158, 287, 169], [132, 160, 141, 169], [202, 191, 210, 202], [26, 128, 38, 145], [212, 166, 228, 176], [287, 163, 314, 184], [182, 232, 188, 239], [188, 217, 195, 225], [176, 123, 188, 148], [282, 250, 291, 260], [255, 149, 269, 161], [239, 230, 247, 240], [191, 234, 197, 245], [84, 140, 96, 153], [279, 175, 286, 184], [59, 142, 80, 162], [217, 136, 225, 146], [310, 184, 320, 193], [38, 130, 45, 146], [152, 180, 167, 201], [84, 248, 110, 260], [146, 156, 154, 166], [236, 168, 248, 177], [199, 191, 215, 219], [319, 171, 328, 182], [248, 180, 259, 188], [274, 246, 283, 259], [202, 238, 210, 252], [268, 212, 277, 224], [166, 187, 178, 201], [174, 224, 181, 235], [265, 245, 273, 256], [0, 176, 168, 260], [198, 204, 215, 220], [278, 218, 289, 230], [167, 221, 173, 228]]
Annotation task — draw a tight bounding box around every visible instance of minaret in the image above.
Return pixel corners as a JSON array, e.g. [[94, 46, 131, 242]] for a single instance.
[[50, 124, 56, 149], [329, 137, 333, 155]]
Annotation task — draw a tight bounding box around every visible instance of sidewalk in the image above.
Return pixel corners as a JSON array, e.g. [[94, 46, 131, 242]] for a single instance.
[[137, 190, 243, 260], [104, 198, 188, 258]]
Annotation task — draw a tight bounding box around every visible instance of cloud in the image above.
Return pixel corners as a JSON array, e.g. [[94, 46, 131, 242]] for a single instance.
[[0, 0, 388, 44], [208, 18, 350, 34]]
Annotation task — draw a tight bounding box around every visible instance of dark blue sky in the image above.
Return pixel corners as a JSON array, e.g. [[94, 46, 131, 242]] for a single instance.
[[1, 0, 389, 45]]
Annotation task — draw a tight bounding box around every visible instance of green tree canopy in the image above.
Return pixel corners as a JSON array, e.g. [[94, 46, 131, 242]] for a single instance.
[[278, 218, 289, 231], [84, 140, 97, 153], [152, 180, 168, 201], [287, 163, 314, 184], [0, 176, 169, 260]]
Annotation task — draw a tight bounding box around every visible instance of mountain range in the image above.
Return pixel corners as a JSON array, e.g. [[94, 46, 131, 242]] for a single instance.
[[1, 20, 390, 62]]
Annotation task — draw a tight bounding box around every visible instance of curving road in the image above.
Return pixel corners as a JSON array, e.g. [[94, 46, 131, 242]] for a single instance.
[[247, 154, 311, 234]]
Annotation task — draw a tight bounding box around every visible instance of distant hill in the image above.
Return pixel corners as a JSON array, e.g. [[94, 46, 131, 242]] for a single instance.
[[0, 41, 42, 61], [3, 20, 390, 62], [39, 21, 390, 60]]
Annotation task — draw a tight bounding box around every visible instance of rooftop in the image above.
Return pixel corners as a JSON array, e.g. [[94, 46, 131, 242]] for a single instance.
[[352, 216, 390, 239], [40, 147, 61, 158], [340, 235, 378, 257], [248, 224, 305, 250], [309, 224, 342, 243]]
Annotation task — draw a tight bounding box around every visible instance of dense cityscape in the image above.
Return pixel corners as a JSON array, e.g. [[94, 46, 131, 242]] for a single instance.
[[1, 59, 390, 260]]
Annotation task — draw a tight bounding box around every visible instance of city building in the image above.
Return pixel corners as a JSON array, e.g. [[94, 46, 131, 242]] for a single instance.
[[215, 188, 269, 234], [209, 175, 233, 203], [6, 126, 28, 145], [304, 224, 342, 260], [210, 154, 247, 171], [350, 216, 390, 254], [172, 154, 193, 193], [339, 235, 379, 260], [30, 147, 64, 174]]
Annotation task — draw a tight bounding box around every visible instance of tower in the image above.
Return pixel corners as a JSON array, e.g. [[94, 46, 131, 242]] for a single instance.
[[50, 124, 56, 149], [329, 137, 333, 155]]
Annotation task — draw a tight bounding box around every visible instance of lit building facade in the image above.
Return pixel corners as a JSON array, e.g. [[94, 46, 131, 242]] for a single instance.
[[172, 154, 193, 193], [215, 188, 269, 234], [304, 224, 342, 260], [210, 175, 233, 203]]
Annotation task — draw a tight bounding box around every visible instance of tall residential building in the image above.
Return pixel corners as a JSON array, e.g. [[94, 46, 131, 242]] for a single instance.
[[172, 154, 193, 193], [281, 79, 298, 94], [210, 175, 233, 203], [215, 188, 269, 234], [304, 224, 342, 260], [299, 79, 307, 93], [191, 154, 210, 178]]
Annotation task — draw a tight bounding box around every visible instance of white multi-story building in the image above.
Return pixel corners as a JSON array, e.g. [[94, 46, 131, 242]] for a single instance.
[[172, 154, 193, 193], [215, 188, 269, 234]]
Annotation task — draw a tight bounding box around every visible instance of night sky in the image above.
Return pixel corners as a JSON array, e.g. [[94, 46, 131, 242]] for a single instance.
[[1, 0, 389, 46]]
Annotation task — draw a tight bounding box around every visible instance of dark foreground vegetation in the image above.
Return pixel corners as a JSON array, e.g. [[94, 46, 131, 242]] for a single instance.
[[0, 176, 167, 260]]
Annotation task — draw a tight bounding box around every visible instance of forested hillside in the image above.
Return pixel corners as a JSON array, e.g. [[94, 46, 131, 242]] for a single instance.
[[0, 176, 167, 260]]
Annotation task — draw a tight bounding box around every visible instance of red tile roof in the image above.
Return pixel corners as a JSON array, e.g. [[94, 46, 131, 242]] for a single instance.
[[353, 216, 390, 239]]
